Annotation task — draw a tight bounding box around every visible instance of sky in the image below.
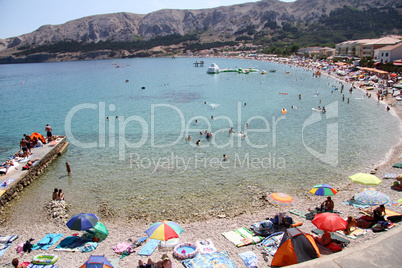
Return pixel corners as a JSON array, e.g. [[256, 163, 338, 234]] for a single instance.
[[0, 0, 295, 39]]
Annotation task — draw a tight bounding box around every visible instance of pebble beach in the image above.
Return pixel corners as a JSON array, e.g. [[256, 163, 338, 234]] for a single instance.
[[0, 59, 401, 268]]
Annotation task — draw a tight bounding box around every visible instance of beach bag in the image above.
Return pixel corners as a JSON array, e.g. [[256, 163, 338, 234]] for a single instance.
[[250, 220, 274, 236], [372, 224, 385, 232], [387, 215, 402, 223]]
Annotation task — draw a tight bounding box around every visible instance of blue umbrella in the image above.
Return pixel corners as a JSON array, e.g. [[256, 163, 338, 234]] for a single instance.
[[354, 190, 390, 206], [66, 213, 99, 231]]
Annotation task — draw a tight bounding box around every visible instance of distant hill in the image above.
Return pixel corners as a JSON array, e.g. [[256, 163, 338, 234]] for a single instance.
[[0, 0, 401, 63]]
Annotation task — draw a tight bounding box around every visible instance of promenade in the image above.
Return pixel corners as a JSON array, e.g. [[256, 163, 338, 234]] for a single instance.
[[293, 223, 402, 268]]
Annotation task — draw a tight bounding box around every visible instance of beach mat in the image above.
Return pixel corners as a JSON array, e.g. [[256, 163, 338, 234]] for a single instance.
[[258, 232, 284, 256], [32, 233, 64, 250], [195, 239, 217, 254], [138, 239, 160, 256], [27, 265, 59, 268], [109, 258, 120, 268], [361, 209, 402, 217], [0, 179, 15, 187], [222, 227, 262, 247], [311, 229, 350, 244], [181, 251, 237, 268]]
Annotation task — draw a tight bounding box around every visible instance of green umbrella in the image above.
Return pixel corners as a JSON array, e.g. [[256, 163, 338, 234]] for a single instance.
[[393, 163, 402, 168], [87, 221, 108, 241], [349, 173, 382, 185]]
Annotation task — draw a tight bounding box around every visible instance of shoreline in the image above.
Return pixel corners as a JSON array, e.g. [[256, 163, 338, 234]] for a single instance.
[[0, 58, 401, 267]]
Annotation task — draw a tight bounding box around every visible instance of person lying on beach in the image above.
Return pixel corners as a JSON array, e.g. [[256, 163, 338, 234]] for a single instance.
[[12, 258, 27, 268], [25, 159, 39, 170], [0, 159, 14, 173], [138, 258, 154, 268]]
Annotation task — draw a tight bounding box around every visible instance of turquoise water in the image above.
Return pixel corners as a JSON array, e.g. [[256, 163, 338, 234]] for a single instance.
[[0, 57, 400, 221]]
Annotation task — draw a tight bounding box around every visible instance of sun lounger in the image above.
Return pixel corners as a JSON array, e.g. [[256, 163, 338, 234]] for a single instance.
[[32, 233, 64, 250], [222, 227, 263, 247], [311, 229, 350, 245], [137, 239, 160, 256]]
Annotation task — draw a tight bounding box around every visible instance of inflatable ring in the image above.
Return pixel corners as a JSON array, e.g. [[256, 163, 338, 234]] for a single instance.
[[173, 243, 199, 260], [32, 254, 58, 265]]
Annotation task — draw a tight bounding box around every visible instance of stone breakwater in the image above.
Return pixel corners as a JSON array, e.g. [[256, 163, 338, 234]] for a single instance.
[[0, 138, 68, 209]]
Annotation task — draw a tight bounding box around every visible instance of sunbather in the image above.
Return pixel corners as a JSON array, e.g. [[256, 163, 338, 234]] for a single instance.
[[320, 196, 334, 212], [344, 215, 357, 235], [373, 204, 386, 222], [138, 258, 154, 268], [52, 188, 59, 200], [12, 258, 27, 268]]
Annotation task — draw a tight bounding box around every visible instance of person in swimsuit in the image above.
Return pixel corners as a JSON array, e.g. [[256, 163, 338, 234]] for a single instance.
[[52, 188, 59, 200], [138, 258, 153, 268], [45, 124, 52, 142], [20, 138, 28, 157]]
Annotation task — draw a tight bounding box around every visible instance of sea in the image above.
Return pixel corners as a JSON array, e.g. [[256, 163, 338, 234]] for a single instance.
[[0, 57, 400, 221]]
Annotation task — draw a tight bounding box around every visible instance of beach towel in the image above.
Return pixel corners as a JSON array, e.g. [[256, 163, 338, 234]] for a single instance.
[[80, 242, 98, 252], [109, 258, 120, 268], [32, 233, 63, 250], [195, 239, 217, 254], [258, 232, 284, 256], [27, 264, 59, 268], [0, 235, 18, 257], [288, 209, 315, 220], [137, 239, 160, 256], [222, 227, 263, 247], [311, 229, 350, 245], [0, 179, 15, 187], [182, 251, 237, 268], [383, 173, 399, 179], [54, 236, 90, 252], [336, 227, 367, 239], [238, 251, 258, 268], [342, 199, 370, 209]]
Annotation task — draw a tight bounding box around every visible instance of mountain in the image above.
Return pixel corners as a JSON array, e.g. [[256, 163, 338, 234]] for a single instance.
[[0, 0, 401, 63]]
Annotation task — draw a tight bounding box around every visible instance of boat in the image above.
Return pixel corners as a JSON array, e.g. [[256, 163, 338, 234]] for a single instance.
[[269, 70, 276, 73], [207, 63, 220, 74], [260, 70, 267, 74]]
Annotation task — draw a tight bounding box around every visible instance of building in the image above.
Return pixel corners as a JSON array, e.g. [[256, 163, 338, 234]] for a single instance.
[[375, 42, 402, 63], [335, 36, 402, 58]]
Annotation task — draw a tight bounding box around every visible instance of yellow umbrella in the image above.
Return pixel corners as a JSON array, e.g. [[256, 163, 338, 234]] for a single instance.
[[349, 173, 382, 185]]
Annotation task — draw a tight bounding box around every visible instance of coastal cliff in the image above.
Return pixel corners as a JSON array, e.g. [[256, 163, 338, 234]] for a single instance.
[[0, 0, 400, 63]]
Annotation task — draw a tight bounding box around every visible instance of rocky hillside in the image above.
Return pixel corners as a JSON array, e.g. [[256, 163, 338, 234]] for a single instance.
[[0, 0, 400, 62]]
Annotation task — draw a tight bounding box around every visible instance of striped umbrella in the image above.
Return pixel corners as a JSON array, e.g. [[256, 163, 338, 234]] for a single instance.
[[267, 193, 295, 207], [145, 221, 184, 241], [354, 190, 390, 206], [309, 184, 338, 196]]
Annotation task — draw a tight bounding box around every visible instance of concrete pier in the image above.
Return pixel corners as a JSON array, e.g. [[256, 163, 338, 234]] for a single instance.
[[0, 137, 68, 207]]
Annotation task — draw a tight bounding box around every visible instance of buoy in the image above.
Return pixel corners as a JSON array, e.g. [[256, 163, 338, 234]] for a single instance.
[[282, 109, 287, 114], [141, 86, 145, 89]]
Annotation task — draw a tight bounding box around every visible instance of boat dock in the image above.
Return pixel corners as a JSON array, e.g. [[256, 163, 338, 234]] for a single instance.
[[193, 61, 204, 67], [0, 137, 69, 207]]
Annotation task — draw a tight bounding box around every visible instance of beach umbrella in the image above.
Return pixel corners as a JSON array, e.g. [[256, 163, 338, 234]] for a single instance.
[[354, 190, 390, 206], [390, 73, 397, 78], [309, 184, 338, 196], [393, 163, 402, 169], [145, 221, 184, 241], [267, 192, 295, 207], [86, 221, 109, 241], [66, 213, 99, 231], [349, 173, 382, 186], [312, 213, 347, 233]]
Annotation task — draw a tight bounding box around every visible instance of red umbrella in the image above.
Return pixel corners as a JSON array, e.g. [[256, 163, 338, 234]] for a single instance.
[[390, 73, 397, 78], [312, 213, 347, 232]]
